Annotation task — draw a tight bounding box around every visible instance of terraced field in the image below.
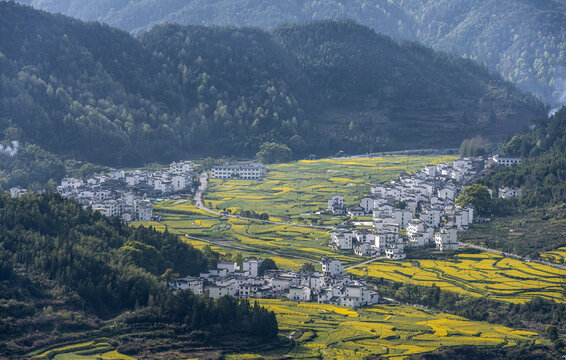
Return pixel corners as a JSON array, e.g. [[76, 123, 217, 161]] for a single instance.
[[134, 200, 362, 268], [541, 246, 566, 265], [223, 299, 541, 359], [349, 252, 566, 303], [135, 155, 454, 268], [206, 155, 455, 222], [29, 340, 135, 360]]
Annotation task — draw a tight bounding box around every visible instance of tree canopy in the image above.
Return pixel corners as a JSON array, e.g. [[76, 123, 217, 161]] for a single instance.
[[456, 184, 492, 216]]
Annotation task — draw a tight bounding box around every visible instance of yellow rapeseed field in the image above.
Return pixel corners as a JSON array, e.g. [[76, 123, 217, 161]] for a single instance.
[[244, 299, 541, 359], [349, 254, 566, 303]]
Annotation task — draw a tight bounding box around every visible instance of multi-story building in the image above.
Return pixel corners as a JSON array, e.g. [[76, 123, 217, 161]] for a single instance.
[[211, 163, 266, 180]]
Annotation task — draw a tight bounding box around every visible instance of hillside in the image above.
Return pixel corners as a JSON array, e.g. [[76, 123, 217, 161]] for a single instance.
[[0, 3, 545, 166], [0, 193, 277, 358], [482, 106, 566, 208], [458, 106, 566, 258], [17, 0, 566, 108]]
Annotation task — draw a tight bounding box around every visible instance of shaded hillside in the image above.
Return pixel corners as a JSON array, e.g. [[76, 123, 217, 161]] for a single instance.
[[480, 106, 566, 208], [0, 3, 545, 166], [0, 193, 277, 358], [272, 21, 544, 151], [18, 0, 566, 108]]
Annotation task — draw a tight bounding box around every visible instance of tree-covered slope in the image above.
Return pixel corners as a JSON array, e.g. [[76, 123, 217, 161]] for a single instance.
[[0, 3, 545, 166], [480, 106, 566, 208], [272, 21, 544, 150], [18, 0, 566, 108], [401, 0, 566, 111], [0, 193, 278, 357]]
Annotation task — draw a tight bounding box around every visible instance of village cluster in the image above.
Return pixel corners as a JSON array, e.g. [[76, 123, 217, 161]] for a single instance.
[[327, 155, 522, 259], [173, 256, 379, 308], [8, 154, 522, 308], [10, 161, 268, 222], [53, 161, 196, 222]]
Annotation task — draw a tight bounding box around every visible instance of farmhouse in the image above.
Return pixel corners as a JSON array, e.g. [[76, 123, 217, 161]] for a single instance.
[[172, 276, 204, 294], [9, 186, 28, 198], [330, 230, 353, 250], [435, 228, 459, 251], [322, 257, 344, 276], [492, 155, 522, 167], [328, 194, 346, 215]]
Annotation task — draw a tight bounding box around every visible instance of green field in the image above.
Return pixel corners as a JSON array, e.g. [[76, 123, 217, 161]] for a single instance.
[[348, 252, 566, 304], [124, 154, 561, 358], [205, 155, 455, 222], [224, 299, 541, 359], [458, 211, 566, 260], [134, 201, 360, 268], [136, 155, 454, 268]]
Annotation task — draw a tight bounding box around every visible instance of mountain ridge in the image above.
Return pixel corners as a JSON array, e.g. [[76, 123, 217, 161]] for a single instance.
[[16, 0, 566, 108], [0, 2, 546, 166]]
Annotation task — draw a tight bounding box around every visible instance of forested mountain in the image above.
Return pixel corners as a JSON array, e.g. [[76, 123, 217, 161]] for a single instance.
[[17, 0, 566, 108], [0, 193, 277, 357], [0, 3, 545, 166]]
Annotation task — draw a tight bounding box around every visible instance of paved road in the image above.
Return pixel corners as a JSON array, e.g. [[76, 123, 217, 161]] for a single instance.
[[194, 172, 334, 230], [459, 242, 566, 271]]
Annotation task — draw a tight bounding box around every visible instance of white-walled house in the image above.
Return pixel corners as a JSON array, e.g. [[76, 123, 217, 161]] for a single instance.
[[348, 205, 365, 217], [360, 197, 379, 214], [134, 200, 153, 221], [391, 209, 413, 229], [492, 155, 522, 167], [288, 285, 311, 301], [10, 186, 27, 198], [406, 219, 434, 247], [498, 187, 522, 198], [242, 258, 262, 277], [209, 283, 237, 299], [322, 258, 344, 276], [328, 195, 345, 214], [438, 187, 455, 201], [172, 276, 203, 295], [354, 243, 377, 257], [435, 228, 459, 251], [270, 277, 292, 291], [353, 229, 375, 244], [211, 162, 266, 180], [331, 230, 353, 250], [109, 169, 125, 179], [171, 175, 187, 191], [170, 161, 194, 174], [420, 207, 443, 228], [217, 261, 239, 273], [454, 211, 469, 230]]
